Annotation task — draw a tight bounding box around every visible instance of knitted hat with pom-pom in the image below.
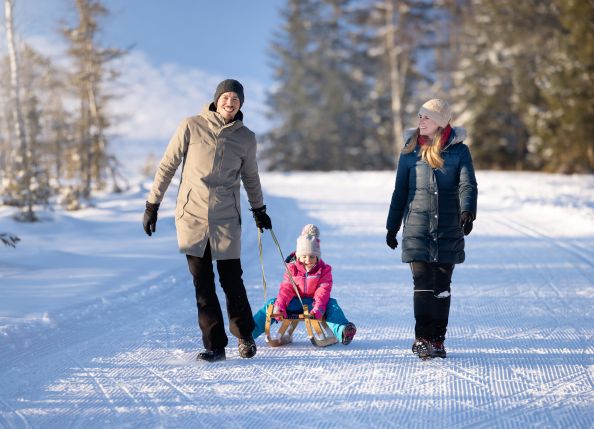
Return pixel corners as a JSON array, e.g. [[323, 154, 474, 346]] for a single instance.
[[296, 224, 321, 258]]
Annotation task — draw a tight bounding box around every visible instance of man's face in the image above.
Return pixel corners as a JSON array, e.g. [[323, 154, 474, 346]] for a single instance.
[[216, 92, 241, 122]]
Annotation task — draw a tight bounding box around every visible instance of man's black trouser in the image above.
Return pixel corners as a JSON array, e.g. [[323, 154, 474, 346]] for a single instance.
[[410, 261, 454, 342], [186, 241, 255, 350]]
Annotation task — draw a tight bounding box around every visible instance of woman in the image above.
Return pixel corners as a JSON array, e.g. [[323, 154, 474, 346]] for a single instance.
[[386, 98, 478, 359], [143, 79, 272, 362]]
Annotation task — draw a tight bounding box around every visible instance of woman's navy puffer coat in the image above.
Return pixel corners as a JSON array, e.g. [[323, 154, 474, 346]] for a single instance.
[[386, 127, 478, 264]]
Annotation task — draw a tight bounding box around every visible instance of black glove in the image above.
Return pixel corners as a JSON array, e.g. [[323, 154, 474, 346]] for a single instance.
[[386, 230, 398, 249], [143, 201, 160, 236], [460, 211, 473, 236], [251, 205, 272, 231]]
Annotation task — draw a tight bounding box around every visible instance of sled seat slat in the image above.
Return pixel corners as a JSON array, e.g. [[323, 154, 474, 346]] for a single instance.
[[264, 304, 338, 348]]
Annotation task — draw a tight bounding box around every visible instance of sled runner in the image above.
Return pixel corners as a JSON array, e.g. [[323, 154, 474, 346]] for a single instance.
[[264, 303, 338, 347], [258, 229, 339, 348]]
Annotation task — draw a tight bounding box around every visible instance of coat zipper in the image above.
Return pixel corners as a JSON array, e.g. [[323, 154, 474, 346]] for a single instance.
[[304, 272, 308, 295]]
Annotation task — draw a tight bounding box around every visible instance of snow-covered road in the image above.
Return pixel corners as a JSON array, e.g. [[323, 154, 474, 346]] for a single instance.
[[1, 171, 593, 428]]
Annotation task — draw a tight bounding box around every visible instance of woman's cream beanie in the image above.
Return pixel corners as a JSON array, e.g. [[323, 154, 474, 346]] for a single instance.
[[418, 99, 451, 128]]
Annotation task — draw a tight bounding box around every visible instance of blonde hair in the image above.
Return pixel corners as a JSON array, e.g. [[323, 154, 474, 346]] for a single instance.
[[402, 128, 448, 169]]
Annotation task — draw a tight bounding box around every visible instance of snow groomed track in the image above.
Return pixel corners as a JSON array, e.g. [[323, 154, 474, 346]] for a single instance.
[[1, 171, 593, 428]]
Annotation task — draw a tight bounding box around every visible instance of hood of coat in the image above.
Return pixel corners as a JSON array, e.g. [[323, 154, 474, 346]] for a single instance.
[[403, 126, 467, 148]]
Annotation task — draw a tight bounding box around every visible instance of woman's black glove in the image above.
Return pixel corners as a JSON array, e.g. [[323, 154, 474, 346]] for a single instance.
[[251, 205, 272, 231], [386, 230, 398, 249], [143, 201, 160, 236], [460, 211, 473, 236]]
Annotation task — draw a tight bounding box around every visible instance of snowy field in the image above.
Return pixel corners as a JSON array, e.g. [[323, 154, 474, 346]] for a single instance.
[[1, 170, 593, 428]]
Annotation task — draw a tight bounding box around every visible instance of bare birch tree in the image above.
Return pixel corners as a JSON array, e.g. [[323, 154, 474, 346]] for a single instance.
[[4, 0, 35, 220], [384, 0, 408, 159]]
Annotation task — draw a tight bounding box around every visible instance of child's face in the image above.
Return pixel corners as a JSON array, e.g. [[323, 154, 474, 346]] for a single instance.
[[298, 254, 318, 269]]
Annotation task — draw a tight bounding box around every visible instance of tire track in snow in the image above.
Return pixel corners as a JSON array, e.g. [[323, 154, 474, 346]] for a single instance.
[[126, 352, 247, 428], [0, 264, 187, 369], [490, 217, 592, 355], [0, 271, 190, 428], [0, 398, 32, 429], [68, 351, 166, 429], [458, 217, 594, 426], [483, 217, 588, 337], [457, 359, 593, 427]]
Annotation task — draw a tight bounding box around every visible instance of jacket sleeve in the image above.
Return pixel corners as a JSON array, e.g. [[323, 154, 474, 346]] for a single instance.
[[240, 131, 265, 209], [275, 265, 297, 311], [458, 144, 478, 219], [312, 265, 333, 313], [147, 119, 190, 204], [386, 152, 409, 231]]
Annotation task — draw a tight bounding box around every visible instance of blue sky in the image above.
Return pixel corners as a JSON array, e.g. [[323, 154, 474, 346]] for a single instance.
[[11, 0, 284, 83], [2, 0, 286, 138]]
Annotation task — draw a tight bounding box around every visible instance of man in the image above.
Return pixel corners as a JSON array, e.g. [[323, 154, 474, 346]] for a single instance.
[[143, 79, 272, 362]]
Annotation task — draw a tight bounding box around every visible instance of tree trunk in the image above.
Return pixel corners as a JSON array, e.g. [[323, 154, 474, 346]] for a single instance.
[[4, 0, 35, 220], [384, 0, 406, 164]]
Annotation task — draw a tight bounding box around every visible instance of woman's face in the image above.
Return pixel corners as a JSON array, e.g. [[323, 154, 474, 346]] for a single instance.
[[298, 254, 318, 270], [418, 114, 439, 138], [216, 91, 241, 122]]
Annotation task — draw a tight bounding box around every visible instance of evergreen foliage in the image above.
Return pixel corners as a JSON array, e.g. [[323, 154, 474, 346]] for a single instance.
[[266, 0, 457, 170], [0, 232, 20, 247], [0, 0, 125, 218], [452, 0, 594, 172], [265, 0, 593, 173], [61, 0, 126, 198]]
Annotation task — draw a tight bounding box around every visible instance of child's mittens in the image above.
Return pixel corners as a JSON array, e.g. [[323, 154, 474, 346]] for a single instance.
[[310, 307, 323, 320], [273, 305, 287, 321]]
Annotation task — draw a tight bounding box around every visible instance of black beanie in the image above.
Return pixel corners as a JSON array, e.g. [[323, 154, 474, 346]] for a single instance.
[[213, 79, 244, 107]]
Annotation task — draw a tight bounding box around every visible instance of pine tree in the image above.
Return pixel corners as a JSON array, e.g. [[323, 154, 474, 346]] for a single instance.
[[263, 0, 321, 170], [61, 0, 125, 202], [452, 0, 593, 173], [451, 0, 532, 170], [528, 0, 594, 173], [350, 0, 434, 167], [265, 0, 441, 171], [264, 0, 369, 171]]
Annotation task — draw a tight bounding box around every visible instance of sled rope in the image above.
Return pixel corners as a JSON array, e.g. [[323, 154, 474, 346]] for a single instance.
[[257, 228, 268, 304], [269, 228, 306, 308], [257, 228, 305, 309]]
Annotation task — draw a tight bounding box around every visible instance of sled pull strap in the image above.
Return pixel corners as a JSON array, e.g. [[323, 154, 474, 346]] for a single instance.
[[257, 228, 268, 304], [270, 228, 305, 308]]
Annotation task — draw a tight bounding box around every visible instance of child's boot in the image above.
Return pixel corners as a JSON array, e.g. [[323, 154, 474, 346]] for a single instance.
[[342, 322, 357, 345]]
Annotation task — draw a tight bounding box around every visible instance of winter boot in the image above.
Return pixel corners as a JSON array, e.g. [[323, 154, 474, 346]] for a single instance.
[[197, 348, 226, 362], [430, 340, 447, 358], [412, 338, 433, 360], [238, 336, 257, 358], [342, 323, 357, 345]]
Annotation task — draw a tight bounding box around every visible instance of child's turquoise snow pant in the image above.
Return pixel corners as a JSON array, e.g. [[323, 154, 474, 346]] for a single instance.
[[252, 297, 350, 341]]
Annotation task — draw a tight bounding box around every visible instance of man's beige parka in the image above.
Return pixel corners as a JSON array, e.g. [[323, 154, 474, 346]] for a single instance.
[[147, 105, 264, 260]]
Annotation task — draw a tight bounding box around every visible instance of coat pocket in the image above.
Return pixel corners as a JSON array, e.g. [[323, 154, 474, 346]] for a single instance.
[[175, 186, 192, 220], [233, 190, 241, 225]]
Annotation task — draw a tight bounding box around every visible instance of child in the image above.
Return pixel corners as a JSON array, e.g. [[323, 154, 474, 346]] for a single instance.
[[252, 224, 356, 345]]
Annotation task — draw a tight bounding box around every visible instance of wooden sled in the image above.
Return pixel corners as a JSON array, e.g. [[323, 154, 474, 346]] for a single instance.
[[264, 304, 338, 347]]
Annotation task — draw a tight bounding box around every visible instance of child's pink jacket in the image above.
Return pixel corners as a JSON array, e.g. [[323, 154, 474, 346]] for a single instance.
[[275, 258, 333, 314]]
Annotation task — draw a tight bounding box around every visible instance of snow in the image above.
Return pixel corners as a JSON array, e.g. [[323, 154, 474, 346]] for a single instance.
[[1, 170, 594, 428]]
